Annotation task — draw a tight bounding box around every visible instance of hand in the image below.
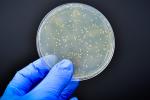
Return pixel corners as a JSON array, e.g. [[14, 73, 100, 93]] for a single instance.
[[1, 55, 79, 100]]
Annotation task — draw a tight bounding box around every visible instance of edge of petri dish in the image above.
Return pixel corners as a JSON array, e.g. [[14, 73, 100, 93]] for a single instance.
[[36, 3, 115, 81]]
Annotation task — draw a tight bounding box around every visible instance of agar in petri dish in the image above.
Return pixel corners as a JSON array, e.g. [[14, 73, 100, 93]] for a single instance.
[[36, 3, 115, 81]]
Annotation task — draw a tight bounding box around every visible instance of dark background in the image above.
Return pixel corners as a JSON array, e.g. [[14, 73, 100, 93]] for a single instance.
[[0, 0, 150, 100]]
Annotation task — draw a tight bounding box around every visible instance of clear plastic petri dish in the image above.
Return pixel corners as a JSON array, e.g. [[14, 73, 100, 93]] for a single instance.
[[36, 3, 115, 81]]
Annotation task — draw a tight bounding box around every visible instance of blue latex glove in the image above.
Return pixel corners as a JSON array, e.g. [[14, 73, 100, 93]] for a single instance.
[[1, 55, 79, 100]]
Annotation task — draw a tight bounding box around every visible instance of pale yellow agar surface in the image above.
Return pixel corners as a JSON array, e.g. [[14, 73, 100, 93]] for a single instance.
[[37, 3, 115, 80]]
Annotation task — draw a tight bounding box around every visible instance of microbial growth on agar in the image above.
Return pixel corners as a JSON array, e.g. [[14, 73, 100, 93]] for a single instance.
[[37, 3, 115, 80]]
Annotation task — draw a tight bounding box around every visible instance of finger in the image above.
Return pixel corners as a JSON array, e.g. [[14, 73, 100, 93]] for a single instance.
[[5, 55, 58, 96], [70, 97, 78, 100], [59, 80, 79, 100], [27, 59, 73, 100]]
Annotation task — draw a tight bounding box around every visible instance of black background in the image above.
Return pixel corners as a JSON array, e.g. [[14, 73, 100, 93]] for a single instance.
[[0, 0, 150, 100]]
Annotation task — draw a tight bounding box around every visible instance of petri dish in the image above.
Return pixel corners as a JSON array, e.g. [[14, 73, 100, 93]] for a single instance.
[[36, 3, 115, 81]]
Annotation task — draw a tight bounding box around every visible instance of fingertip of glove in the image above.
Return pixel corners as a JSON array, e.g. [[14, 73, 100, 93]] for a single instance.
[[42, 55, 58, 68], [59, 59, 73, 70], [70, 97, 78, 100]]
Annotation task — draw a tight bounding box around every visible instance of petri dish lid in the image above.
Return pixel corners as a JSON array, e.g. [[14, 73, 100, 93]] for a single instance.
[[36, 3, 115, 81]]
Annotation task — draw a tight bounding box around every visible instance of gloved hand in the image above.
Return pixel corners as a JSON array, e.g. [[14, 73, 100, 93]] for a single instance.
[[1, 55, 79, 100]]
